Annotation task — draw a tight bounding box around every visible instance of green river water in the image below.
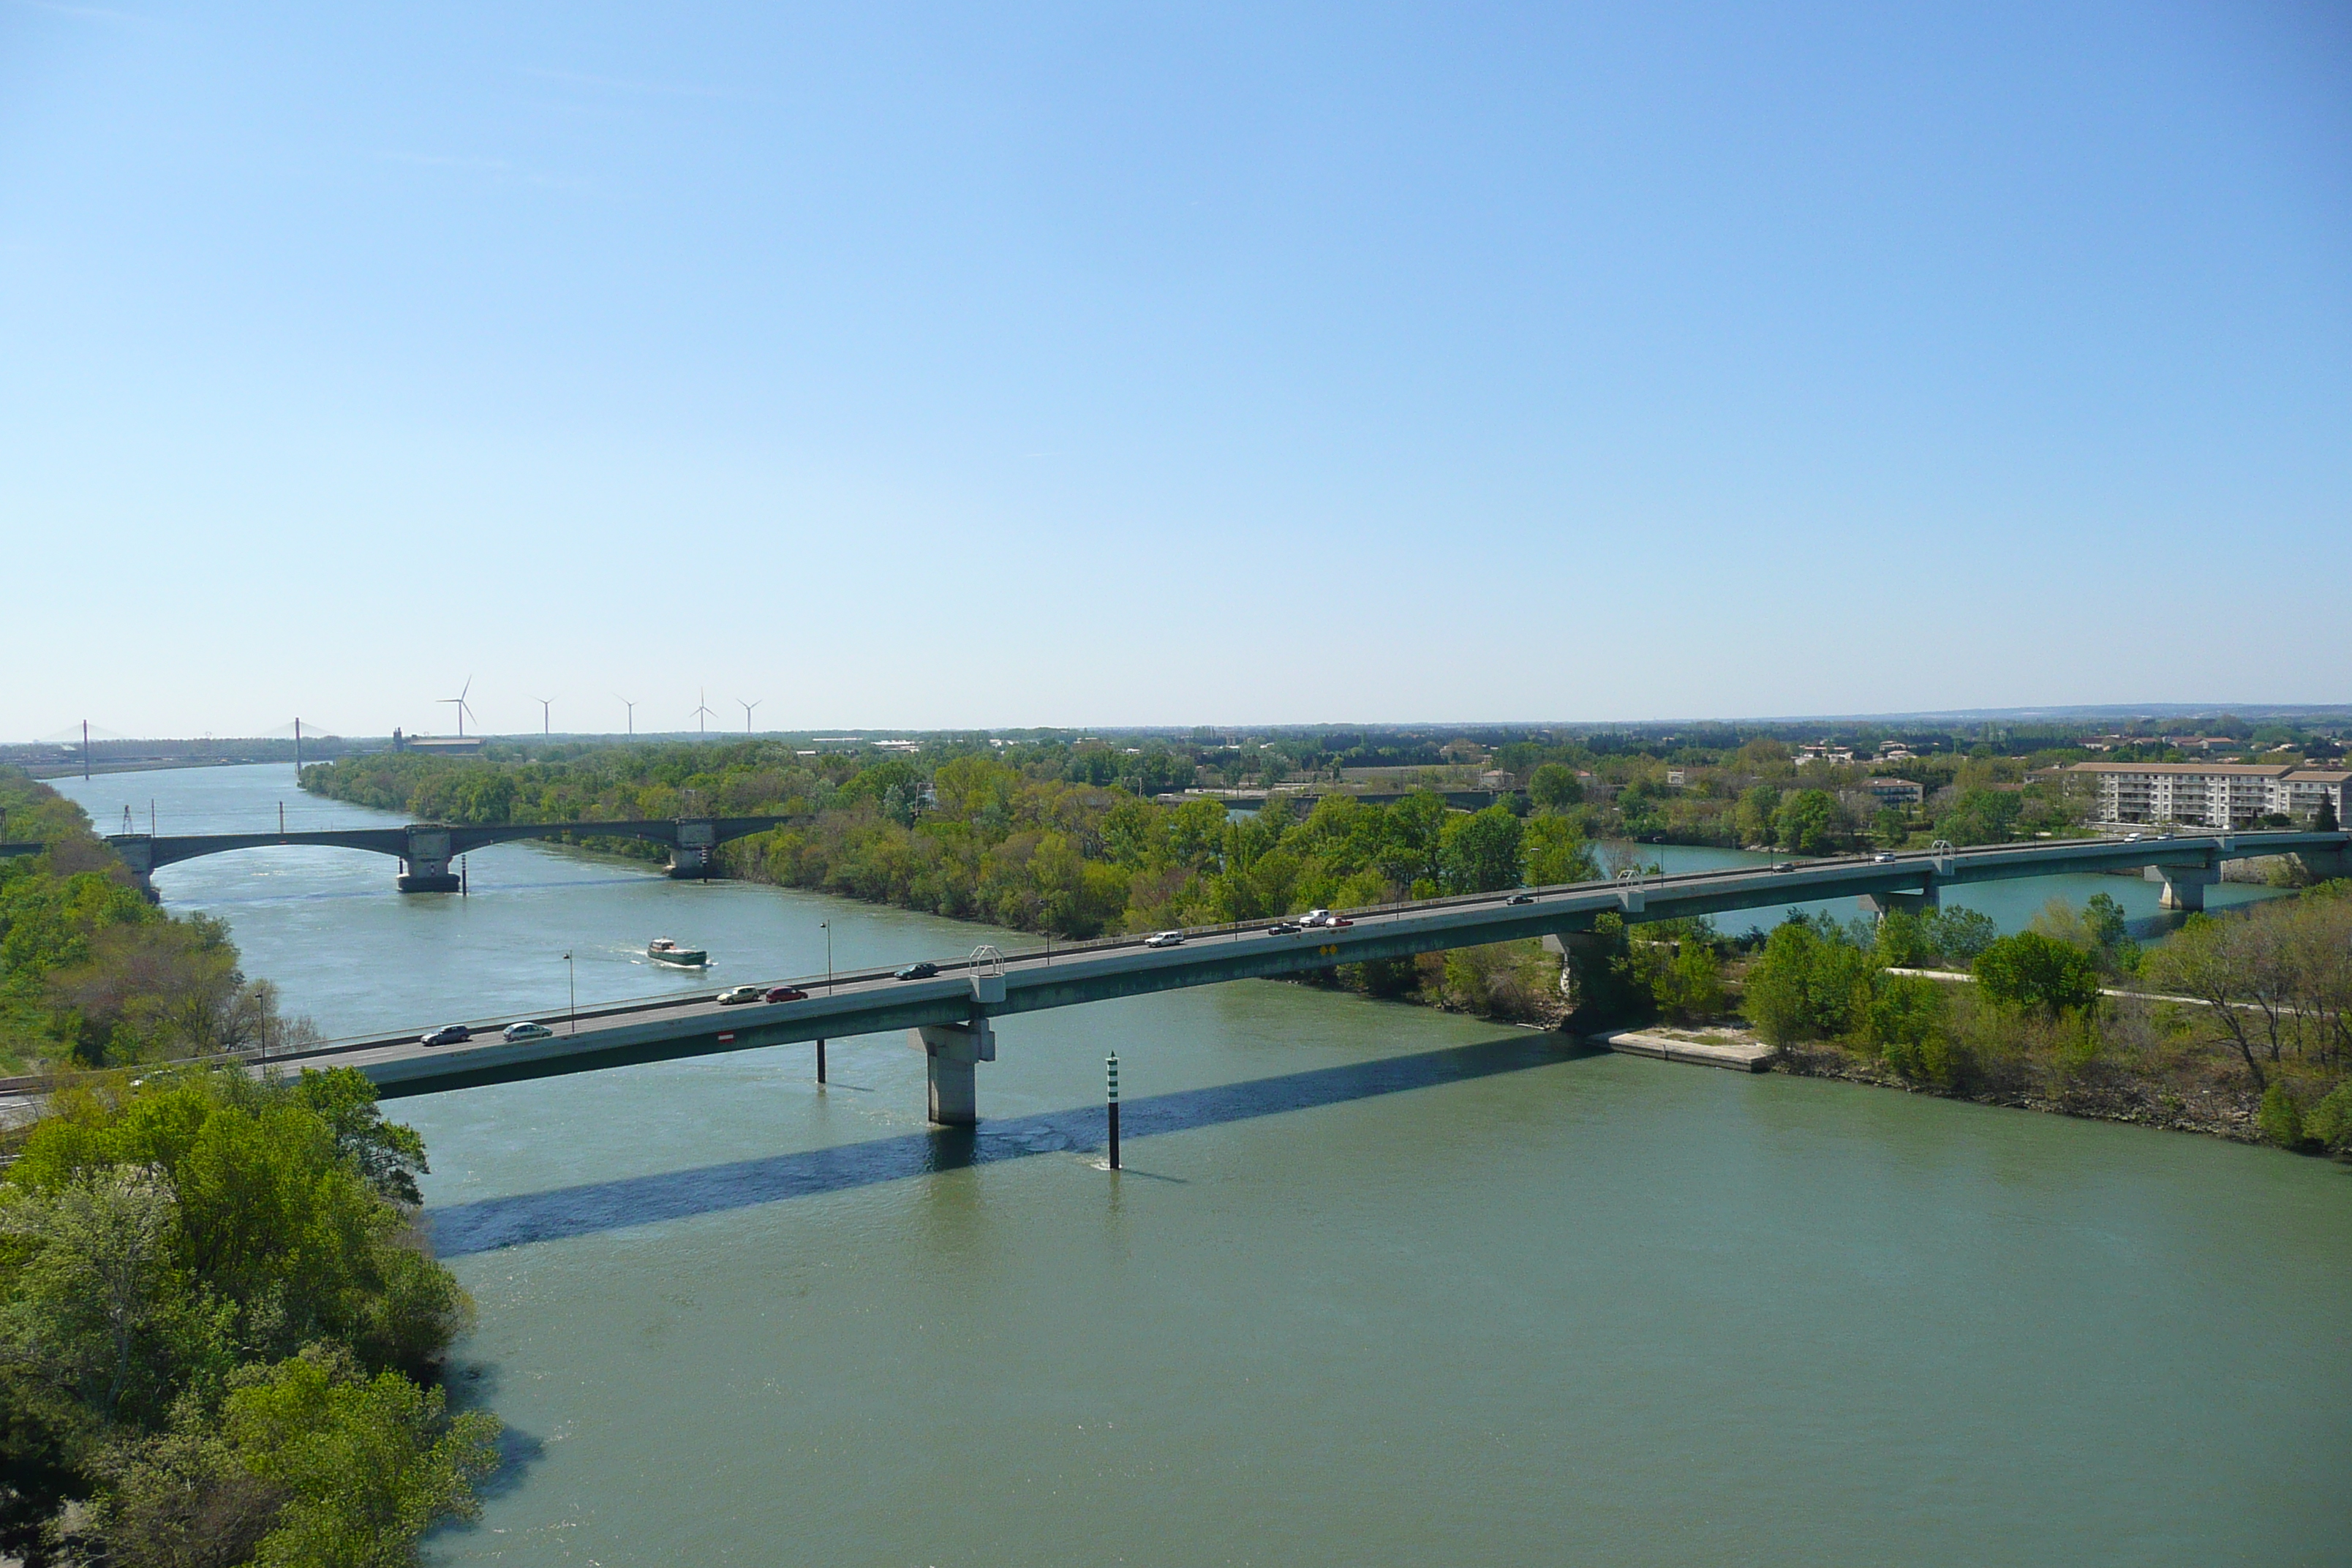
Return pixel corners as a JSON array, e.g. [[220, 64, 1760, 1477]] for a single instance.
[[52, 766, 2352, 1565]]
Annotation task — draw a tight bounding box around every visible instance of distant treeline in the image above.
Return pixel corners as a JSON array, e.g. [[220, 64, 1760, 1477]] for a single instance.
[[0, 770, 316, 1075]]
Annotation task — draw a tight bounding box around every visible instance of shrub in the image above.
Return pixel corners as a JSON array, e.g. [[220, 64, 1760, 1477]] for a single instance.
[[2303, 1083, 2352, 1154], [2257, 1082, 2309, 1150]]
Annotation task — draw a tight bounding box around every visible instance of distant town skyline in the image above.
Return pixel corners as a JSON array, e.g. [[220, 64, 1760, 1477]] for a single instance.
[[4, 3, 2346, 739]]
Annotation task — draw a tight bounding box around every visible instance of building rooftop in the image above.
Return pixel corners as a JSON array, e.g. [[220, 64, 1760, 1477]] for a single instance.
[[2070, 762, 2294, 777]]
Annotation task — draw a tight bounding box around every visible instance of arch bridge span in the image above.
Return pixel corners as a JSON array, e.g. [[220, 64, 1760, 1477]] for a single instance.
[[107, 816, 796, 894]]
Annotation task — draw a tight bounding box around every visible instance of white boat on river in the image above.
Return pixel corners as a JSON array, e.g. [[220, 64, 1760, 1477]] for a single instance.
[[647, 937, 709, 968]]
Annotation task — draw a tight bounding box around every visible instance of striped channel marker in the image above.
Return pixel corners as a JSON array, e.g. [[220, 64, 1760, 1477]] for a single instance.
[[1107, 1053, 1120, 1171]]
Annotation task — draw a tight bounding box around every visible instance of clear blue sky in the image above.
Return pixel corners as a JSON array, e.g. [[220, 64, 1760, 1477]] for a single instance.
[[4, 2, 2346, 739]]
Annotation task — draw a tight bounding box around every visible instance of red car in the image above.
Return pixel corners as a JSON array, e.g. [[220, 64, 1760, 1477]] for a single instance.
[[764, 985, 809, 1003]]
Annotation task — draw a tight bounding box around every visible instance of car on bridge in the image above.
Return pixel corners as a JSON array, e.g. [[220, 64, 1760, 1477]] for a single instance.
[[1507, 892, 1536, 905], [764, 984, 809, 1003], [502, 1021, 554, 1043], [1145, 931, 1186, 948], [894, 961, 940, 981], [1267, 921, 1303, 935], [717, 985, 766, 1005], [420, 1023, 471, 1047]]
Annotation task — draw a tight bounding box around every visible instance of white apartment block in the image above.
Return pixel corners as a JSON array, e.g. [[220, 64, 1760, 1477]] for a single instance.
[[2071, 763, 2351, 829]]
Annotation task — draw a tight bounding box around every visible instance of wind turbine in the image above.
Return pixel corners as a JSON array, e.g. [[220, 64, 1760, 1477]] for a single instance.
[[619, 697, 636, 737], [690, 689, 717, 736], [739, 698, 761, 734], [439, 677, 477, 738], [538, 697, 555, 736]]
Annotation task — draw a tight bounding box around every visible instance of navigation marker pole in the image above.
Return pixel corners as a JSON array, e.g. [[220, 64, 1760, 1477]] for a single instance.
[[1106, 1054, 1120, 1171], [461, 856, 468, 897], [816, 1039, 827, 1085]]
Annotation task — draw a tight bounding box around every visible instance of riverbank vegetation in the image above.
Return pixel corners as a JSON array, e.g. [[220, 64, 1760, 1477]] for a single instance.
[[1584, 882, 2352, 1152], [0, 1065, 497, 1566], [0, 771, 315, 1077]]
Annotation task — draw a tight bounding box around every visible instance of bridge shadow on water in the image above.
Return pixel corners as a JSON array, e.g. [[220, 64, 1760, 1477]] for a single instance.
[[426, 1033, 1591, 1256]]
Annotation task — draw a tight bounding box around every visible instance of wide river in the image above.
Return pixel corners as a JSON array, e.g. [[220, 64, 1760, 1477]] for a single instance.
[[56, 766, 2352, 1564]]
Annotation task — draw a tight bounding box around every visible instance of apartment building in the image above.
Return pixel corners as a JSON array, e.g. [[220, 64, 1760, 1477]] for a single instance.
[[2070, 762, 2351, 829], [1864, 777, 1924, 809]]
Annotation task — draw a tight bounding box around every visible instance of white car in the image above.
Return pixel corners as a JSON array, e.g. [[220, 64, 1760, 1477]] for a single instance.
[[1144, 931, 1185, 949], [502, 1021, 554, 1043], [717, 984, 766, 1005], [1300, 909, 1338, 928]]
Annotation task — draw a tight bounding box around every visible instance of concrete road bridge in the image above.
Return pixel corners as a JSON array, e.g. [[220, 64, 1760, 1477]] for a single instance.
[[106, 816, 794, 895], [237, 828, 2348, 1125]]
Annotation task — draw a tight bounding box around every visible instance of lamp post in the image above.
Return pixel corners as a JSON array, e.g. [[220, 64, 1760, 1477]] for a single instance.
[[562, 951, 576, 1034], [820, 921, 832, 993]]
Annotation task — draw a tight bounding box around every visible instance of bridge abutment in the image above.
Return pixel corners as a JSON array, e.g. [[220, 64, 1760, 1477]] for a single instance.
[[112, 834, 158, 900], [2146, 862, 2219, 911], [398, 827, 461, 893], [910, 1018, 995, 1126]]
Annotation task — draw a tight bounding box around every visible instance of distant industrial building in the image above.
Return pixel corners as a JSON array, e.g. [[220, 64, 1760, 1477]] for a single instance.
[[389, 728, 483, 755], [2070, 762, 2349, 829]]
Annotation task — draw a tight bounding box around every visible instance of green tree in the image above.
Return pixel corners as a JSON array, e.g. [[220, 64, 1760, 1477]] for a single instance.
[[1734, 785, 1781, 846], [1521, 815, 1597, 886], [1868, 973, 1956, 1085], [225, 1346, 500, 1568], [1439, 806, 1524, 894], [1528, 764, 1583, 812], [1972, 932, 2101, 1018], [1771, 789, 1842, 854], [1922, 906, 1998, 965], [1743, 918, 1876, 1045]]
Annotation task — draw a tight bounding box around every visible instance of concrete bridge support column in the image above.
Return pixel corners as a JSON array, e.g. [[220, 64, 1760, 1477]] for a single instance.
[[909, 1019, 995, 1126], [1858, 886, 1939, 919], [2146, 862, 2219, 911], [397, 827, 461, 893], [666, 821, 716, 880]]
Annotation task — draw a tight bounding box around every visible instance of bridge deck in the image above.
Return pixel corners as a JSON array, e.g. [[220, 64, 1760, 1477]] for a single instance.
[[221, 829, 2345, 1100]]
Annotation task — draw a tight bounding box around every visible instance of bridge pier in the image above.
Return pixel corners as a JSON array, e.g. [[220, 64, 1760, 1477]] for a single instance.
[[2146, 862, 2218, 911], [666, 820, 717, 880], [397, 826, 461, 893], [910, 1018, 995, 1126], [1858, 886, 1939, 919]]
